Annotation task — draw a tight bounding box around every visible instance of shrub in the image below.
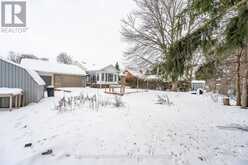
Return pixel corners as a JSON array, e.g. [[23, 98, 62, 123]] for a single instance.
[[55, 92, 124, 111], [210, 93, 219, 103], [112, 96, 124, 108], [156, 94, 173, 106]]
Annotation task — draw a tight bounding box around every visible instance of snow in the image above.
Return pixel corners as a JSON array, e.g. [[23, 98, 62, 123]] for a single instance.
[[126, 69, 145, 79], [191, 80, 206, 84], [86, 64, 119, 73], [145, 75, 161, 81], [25, 69, 46, 86], [0, 88, 248, 165], [0, 57, 45, 86], [21, 59, 86, 76], [85, 64, 110, 71], [0, 88, 23, 95]]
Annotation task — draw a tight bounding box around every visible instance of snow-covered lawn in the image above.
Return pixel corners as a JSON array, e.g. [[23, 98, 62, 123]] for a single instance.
[[0, 88, 248, 165]]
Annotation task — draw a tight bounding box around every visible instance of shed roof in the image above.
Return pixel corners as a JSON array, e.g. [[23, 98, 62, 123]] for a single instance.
[[21, 59, 86, 76], [0, 57, 45, 86]]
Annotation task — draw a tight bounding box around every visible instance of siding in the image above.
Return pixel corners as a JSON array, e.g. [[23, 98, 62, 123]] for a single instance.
[[0, 59, 44, 107], [54, 74, 84, 88]]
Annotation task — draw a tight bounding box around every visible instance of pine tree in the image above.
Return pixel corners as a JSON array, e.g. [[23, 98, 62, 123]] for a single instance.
[[115, 62, 120, 71], [175, 0, 248, 106]]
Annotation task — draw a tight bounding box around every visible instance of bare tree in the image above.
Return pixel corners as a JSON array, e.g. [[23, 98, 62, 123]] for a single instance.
[[57, 53, 73, 64], [243, 45, 248, 107], [7, 51, 21, 64], [39, 58, 49, 61], [121, 0, 185, 69], [21, 54, 39, 60], [8, 52, 43, 63]]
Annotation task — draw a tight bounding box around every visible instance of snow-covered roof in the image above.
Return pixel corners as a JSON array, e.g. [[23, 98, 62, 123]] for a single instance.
[[119, 72, 127, 77], [0, 57, 45, 86], [125, 69, 145, 79], [0, 88, 23, 95], [191, 80, 206, 84], [85, 64, 107, 71], [145, 75, 161, 81], [87, 64, 119, 73], [21, 59, 86, 76]]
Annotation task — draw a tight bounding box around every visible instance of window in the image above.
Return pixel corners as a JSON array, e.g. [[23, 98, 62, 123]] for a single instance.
[[101, 73, 104, 81], [108, 73, 113, 82], [96, 74, 99, 81], [92, 75, 96, 82], [105, 73, 108, 81]]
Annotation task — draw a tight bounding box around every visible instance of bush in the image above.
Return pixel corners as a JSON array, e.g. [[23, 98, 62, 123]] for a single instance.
[[210, 93, 219, 103], [156, 94, 173, 105], [112, 96, 124, 108], [55, 92, 124, 111]]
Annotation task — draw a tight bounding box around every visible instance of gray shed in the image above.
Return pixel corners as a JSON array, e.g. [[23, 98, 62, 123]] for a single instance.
[[0, 57, 45, 107]]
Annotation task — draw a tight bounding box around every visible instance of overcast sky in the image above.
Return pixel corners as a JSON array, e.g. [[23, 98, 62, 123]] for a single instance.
[[0, 0, 135, 67]]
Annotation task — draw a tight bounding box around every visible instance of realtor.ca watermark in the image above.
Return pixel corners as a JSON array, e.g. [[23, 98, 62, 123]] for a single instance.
[[1, 1, 28, 33]]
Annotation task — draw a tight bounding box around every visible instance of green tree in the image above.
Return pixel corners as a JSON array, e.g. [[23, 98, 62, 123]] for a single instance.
[[115, 62, 120, 71], [224, 5, 248, 106], [121, 0, 185, 90], [174, 0, 248, 105]]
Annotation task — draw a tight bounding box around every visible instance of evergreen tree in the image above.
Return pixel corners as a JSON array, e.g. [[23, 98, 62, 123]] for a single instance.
[[115, 62, 120, 71], [173, 0, 248, 105]]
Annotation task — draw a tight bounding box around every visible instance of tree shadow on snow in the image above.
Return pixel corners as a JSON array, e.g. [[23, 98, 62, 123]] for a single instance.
[[217, 124, 248, 132]]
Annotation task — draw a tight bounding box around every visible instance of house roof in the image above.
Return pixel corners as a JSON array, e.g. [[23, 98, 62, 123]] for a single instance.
[[191, 80, 206, 84], [21, 59, 86, 76], [85, 64, 106, 71], [0, 57, 45, 86], [87, 64, 119, 73], [125, 69, 145, 79], [145, 75, 161, 81]]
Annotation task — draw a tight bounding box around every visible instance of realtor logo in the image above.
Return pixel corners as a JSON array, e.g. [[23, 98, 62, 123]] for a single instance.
[[1, 1, 26, 27]]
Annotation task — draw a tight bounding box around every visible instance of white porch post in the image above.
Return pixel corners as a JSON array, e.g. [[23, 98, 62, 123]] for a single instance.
[[9, 95, 12, 111], [99, 73, 102, 88], [99, 73, 101, 83], [105, 73, 108, 82], [52, 74, 55, 87]]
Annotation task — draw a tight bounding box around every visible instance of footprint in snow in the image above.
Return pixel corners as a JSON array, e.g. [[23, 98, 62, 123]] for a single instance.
[[65, 154, 70, 157], [198, 156, 206, 161]]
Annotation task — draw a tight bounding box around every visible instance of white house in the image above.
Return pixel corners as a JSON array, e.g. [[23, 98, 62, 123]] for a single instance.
[[87, 64, 120, 87]]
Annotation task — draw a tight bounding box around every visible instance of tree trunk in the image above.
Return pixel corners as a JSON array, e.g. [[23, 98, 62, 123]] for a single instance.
[[171, 81, 178, 91], [242, 46, 248, 108], [136, 78, 139, 89], [241, 76, 248, 108], [236, 52, 242, 106]]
